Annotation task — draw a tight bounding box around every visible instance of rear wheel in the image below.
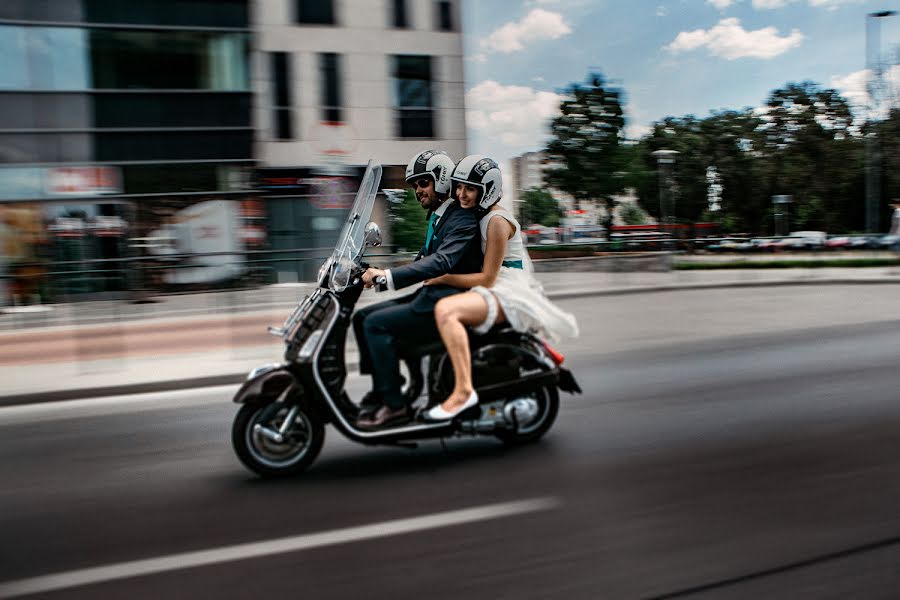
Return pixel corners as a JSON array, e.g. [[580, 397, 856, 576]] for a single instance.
[[495, 385, 559, 445], [232, 401, 324, 477]]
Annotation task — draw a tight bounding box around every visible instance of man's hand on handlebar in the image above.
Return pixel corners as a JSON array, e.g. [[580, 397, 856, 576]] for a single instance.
[[362, 267, 387, 289]]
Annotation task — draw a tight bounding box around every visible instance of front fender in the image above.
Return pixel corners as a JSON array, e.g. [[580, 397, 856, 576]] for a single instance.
[[233, 365, 301, 405]]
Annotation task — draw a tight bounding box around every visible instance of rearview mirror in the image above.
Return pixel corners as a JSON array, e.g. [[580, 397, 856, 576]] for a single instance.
[[364, 222, 382, 247]]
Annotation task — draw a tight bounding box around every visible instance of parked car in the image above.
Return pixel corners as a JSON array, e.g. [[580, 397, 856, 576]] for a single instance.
[[877, 234, 900, 250], [825, 236, 851, 250], [775, 231, 827, 251], [749, 238, 779, 252], [707, 238, 750, 252], [848, 235, 879, 249]]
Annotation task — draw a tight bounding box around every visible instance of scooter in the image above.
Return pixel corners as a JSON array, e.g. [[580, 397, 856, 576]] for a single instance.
[[231, 160, 581, 477]]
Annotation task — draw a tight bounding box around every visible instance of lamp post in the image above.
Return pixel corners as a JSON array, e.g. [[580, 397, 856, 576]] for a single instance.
[[772, 195, 793, 236], [865, 10, 896, 233], [652, 150, 679, 246]]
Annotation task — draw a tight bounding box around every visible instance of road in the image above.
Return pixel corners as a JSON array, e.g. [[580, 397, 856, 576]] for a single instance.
[[2, 286, 900, 599]]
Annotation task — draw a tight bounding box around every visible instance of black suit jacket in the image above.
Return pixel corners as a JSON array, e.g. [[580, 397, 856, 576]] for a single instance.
[[390, 201, 483, 313]]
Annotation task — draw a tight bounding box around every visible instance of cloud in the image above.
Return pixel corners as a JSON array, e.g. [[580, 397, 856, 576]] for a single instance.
[[666, 17, 804, 59], [808, 0, 863, 9], [466, 80, 562, 148], [752, 0, 789, 8], [831, 67, 900, 115], [466, 53, 487, 64], [830, 69, 870, 108], [753, 0, 863, 9], [656, 6, 668, 17], [481, 9, 572, 54], [707, 0, 734, 9]]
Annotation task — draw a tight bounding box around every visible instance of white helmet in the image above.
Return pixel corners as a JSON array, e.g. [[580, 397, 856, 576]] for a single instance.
[[405, 150, 455, 196], [451, 154, 502, 210]]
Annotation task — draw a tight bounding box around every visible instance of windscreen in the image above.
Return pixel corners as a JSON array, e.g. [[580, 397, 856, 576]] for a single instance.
[[329, 160, 382, 291]]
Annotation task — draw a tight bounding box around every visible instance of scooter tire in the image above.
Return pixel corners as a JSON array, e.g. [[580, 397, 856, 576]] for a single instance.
[[232, 400, 325, 478], [495, 385, 559, 446]]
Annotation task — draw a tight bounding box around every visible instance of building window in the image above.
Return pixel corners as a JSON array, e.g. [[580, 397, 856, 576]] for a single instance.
[[83, 0, 249, 28], [393, 55, 434, 138], [93, 93, 251, 128], [392, 0, 408, 28], [435, 1, 453, 31], [0, 26, 91, 90], [319, 53, 342, 123], [296, 0, 334, 25], [271, 52, 293, 140], [90, 30, 249, 90]]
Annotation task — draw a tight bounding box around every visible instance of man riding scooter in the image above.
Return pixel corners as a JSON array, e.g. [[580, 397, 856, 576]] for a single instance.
[[353, 150, 483, 430]]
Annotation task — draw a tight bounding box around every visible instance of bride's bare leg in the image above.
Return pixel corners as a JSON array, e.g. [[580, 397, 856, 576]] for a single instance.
[[434, 291, 506, 411]]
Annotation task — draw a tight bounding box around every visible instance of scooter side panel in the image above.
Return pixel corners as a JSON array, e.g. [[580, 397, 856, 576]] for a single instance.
[[232, 367, 300, 405]]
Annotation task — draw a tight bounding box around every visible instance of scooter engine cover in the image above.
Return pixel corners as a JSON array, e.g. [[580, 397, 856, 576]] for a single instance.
[[471, 344, 526, 388]]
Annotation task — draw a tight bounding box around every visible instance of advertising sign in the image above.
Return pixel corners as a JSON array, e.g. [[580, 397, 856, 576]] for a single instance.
[[45, 167, 122, 196]]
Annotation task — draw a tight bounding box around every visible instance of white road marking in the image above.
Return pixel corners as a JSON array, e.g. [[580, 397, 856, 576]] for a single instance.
[[0, 497, 560, 598]]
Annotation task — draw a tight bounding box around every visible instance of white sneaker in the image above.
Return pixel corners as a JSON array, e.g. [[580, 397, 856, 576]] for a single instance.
[[425, 391, 479, 421]]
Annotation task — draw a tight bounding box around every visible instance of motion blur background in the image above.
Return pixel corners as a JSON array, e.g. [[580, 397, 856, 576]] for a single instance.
[[0, 0, 898, 305]]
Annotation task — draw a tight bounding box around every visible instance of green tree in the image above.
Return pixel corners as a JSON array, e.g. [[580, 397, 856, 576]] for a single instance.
[[544, 72, 627, 230], [387, 189, 428, 252], [758, 81, 862, 233], [519, 188, 562, 227], [618, 202, 647, 225]]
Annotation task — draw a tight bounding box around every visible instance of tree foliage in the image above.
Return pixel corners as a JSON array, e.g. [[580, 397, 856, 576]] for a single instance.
[[519, 188, 562, 227], [618, 202, 648, 225], [387, 189, 427, 252], [630, 81, 868, 234], [544, 72, 627, 230], [542, 71, 885, 235]]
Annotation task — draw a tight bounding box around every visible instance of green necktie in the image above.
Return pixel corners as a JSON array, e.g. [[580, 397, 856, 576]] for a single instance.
[[425, 212, 438, 252]]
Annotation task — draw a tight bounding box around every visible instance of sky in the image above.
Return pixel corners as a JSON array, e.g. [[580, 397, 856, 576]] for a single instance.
[[460, 0, 900, 168]]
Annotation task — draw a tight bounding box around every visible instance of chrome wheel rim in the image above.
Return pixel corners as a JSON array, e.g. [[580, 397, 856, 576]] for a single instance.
[[245, 405, 312, 468]]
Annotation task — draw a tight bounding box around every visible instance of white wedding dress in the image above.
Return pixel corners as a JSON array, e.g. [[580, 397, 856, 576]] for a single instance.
[[470, 209, 579, 342]]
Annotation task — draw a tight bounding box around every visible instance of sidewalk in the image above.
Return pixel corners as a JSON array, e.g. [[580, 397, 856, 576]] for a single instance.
[[4, 266, 900, 406]]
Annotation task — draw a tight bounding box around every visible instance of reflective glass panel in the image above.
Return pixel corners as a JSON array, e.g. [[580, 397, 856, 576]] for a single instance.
[[0, 168, 43, 200], [0, 26, 29, 89]]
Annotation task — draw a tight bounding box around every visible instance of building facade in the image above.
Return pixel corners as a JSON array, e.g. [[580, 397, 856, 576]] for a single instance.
[[510, 149, 651, 241], [0, 0, 258, 299], [252, 0, 467, 280]]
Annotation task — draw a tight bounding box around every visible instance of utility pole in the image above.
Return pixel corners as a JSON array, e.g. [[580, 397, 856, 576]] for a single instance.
[[865, 10, 897, 233], [652, 150, 679, 244]]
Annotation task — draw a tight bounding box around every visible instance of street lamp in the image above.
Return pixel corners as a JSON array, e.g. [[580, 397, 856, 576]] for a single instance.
[[652, 150, 679, 244], [772, 195, 793, 236], [865, 10, 896, 233]]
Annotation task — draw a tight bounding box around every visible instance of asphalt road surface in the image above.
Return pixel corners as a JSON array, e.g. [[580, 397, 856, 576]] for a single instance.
[[2, 286, 900, 599]]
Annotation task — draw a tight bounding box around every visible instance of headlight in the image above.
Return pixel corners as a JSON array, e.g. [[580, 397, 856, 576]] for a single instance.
[[298, 330, 324, 360], [317, 257, 333, 286], [330, 256, 354, 291]]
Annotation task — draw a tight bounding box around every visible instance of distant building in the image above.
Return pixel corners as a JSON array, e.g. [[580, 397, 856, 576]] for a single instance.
[[509, 150, 599, 227], [253, 0, 466, 280], [0, 0, 256, 296], [0, 0, 468, 296]]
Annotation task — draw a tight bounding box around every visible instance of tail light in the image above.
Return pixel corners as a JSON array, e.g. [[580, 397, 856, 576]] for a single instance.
[[543, 342, 565, 365]]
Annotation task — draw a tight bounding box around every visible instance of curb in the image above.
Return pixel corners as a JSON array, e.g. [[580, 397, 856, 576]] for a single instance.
[[5, 276, 900, 407]]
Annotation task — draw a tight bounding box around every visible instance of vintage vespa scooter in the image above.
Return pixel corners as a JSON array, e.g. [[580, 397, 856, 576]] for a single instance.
[[231, 160, 580, 477]]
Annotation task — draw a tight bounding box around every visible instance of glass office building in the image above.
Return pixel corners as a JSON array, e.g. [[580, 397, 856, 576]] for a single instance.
[[0, 1, 257, 298]]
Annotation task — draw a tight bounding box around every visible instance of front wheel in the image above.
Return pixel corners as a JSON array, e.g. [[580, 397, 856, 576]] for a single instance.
[[232, 401, 324, 477], [495, 385, 559, 445]]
